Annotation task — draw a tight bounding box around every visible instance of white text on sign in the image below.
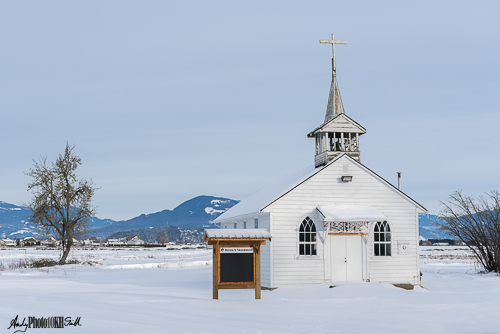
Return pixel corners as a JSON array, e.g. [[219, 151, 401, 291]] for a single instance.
[[220, 247, 253, 253]]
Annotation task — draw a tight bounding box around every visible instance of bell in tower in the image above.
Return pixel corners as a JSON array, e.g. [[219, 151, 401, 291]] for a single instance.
[[307, 34, 366, 167]]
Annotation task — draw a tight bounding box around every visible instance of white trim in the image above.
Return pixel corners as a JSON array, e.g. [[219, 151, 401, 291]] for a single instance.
[[269, 212, 274, 289], [307, 113, 367, 137], [415, 207, 421, 285]]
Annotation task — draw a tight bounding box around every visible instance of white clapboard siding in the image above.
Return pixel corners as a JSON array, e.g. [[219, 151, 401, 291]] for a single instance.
[[258, 213, 271, 287]]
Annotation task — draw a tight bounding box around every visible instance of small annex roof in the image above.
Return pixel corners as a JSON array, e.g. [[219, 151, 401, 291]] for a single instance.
[[307, 113, 366, 137], [317, 205, 387, 222], [203, 229, 272, 241]]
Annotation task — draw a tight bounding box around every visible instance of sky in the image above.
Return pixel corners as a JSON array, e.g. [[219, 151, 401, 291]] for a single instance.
[[1, 1, 499, 221]]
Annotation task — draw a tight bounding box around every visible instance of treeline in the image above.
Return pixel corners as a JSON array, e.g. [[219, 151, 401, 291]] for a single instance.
[[106, 226, 204, 244], [420, 239, 464, 246]]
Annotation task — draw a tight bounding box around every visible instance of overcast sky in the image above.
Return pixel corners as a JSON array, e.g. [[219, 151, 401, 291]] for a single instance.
[[1, 1, 499, 220]]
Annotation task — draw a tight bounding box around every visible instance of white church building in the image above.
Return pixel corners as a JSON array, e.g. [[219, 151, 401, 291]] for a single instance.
[[214, 35, 427, 288]]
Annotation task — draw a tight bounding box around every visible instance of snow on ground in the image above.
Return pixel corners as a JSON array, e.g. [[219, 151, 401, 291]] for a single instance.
[[0, 246, 499, 334]]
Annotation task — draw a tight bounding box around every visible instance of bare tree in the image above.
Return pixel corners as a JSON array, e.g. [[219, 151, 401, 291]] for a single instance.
[[158, 230, 169, 245], [25, 143, 98, 264], [437, 190, 500, 273]]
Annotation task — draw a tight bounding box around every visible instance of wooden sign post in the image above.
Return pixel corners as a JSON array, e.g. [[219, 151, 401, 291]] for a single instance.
[[203, 229, 271, 300]]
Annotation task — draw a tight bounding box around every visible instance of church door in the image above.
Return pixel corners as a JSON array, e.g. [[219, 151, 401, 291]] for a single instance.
[[329, 235, 363, 282]]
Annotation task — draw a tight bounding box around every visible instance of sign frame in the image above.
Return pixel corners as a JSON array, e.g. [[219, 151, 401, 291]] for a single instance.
[[204, 236, 271, 300]]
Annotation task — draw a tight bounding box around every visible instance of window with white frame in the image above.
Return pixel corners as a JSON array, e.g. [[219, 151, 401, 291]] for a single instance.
[[374, 221, 391, 256], [299, 217, 317, 256], [234, 222, 237, 229], [244, 221, 247, 229], [254, 218, 258, 228]]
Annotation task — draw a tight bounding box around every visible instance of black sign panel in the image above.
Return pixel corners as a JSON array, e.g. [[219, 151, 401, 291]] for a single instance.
[[219, 248, 254, 283]]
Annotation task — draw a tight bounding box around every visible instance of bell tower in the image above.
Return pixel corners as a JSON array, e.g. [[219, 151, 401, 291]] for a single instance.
[[307, 34, 366, 167]]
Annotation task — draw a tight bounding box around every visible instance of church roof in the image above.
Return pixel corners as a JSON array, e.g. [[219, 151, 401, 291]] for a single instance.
[[307, 113, 366, 138], [216, 154, 426, 221]]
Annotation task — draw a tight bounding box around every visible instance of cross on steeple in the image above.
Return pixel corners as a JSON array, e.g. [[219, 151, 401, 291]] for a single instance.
[[320, 34, 348, 122], [320, 34, 347, 75]]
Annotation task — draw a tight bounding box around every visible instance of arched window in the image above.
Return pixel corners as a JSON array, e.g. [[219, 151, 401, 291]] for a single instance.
[[299, 217, 317, 256], [374, 221, 391, 256]]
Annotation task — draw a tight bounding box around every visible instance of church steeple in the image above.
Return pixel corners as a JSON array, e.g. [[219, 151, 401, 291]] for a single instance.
[[307, 34, 366, 168], [321, 34, 347, 123]]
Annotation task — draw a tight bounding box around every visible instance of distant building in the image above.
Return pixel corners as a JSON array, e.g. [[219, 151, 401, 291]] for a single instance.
[[41, 237, 58, 247], [21, 237, 38, 247], [84, 237, 102, 246], [106, 238, 126, 246], [0, 238, 16, 247], [126, 236, 145, 245]]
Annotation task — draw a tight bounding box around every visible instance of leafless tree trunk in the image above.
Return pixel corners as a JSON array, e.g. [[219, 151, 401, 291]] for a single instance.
[[25, 143, 98, 265], [158, 230, 169, 245], [437, 190, 500, 273]]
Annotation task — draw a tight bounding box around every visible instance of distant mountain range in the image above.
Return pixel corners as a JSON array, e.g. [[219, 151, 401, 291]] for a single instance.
[[0, 196, 239, 239], [92, 196, 239, 238], [0, 201, 35, 238], [418, 213, 449, 240], [1, 197, 446, 240]]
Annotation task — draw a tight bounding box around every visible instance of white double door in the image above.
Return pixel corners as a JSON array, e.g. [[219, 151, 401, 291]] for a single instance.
[[329, 235, 364, 282]]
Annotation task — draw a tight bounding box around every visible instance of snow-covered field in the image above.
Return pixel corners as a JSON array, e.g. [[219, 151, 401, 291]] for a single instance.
[[1, 246, 499, 334]]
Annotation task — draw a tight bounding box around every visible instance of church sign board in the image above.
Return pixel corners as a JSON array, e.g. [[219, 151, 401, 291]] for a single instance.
[[219, 247, 254, 284], [203, 229, 272, 299]]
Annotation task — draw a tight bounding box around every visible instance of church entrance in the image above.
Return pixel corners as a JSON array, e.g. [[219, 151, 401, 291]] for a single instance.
[[329, 235, 363, 282]]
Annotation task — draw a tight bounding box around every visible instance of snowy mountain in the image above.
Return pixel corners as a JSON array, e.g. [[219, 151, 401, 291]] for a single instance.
[[0, 201, 37, 238], [93, 196, 239, 238]]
